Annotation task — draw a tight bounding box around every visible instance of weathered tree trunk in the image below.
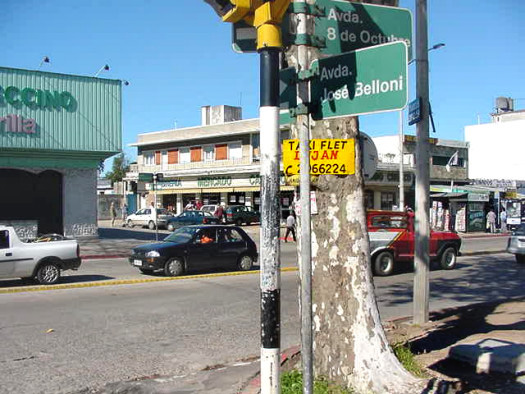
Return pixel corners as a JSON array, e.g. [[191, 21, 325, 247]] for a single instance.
[[286, 1, 424, 392]]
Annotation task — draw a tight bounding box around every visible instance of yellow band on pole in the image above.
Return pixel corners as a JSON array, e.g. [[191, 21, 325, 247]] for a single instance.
[[256, 23, 283, 49]]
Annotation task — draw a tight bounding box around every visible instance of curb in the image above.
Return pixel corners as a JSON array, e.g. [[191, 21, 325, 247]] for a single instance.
[[240, 346, 301, 394], [81, 254, 129, 260], [460, 249, 507, 256], [0, 267, 300, 294]]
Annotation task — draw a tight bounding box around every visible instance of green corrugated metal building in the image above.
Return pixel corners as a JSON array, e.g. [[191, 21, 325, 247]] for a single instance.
[[0, 66, 122, 237]]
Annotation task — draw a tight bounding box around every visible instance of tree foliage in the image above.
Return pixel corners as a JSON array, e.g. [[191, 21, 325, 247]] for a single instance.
[[105, 153, 130, 184]]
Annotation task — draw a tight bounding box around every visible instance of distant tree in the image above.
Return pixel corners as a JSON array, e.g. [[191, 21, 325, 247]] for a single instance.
[[106, 153, 130, 185]]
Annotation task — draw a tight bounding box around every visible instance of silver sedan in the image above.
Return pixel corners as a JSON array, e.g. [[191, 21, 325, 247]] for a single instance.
[[507, 223, 525, 263]]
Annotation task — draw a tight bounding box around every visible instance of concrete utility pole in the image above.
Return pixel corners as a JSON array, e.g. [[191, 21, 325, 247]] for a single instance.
[[398, 110, 405, 211], [293, 1, 313, 393], [413, 0, 431, 325]]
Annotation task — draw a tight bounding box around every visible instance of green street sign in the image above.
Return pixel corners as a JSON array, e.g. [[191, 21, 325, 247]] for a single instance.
[[310, 41, 408, 120], [232, 2, 412, 59], [315, 0, 413, 59], [138, 172, 153, 182], [279, 66, 297, 125]]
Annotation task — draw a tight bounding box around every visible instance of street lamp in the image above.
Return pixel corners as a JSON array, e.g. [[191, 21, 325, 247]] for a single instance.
[[38, 56, 50, 69], [94, 64, 110, 77], [398, 42, 445, 212]]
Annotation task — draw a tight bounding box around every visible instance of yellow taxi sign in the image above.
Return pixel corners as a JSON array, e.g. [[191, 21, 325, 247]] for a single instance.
[[282, 139, 355, 176]]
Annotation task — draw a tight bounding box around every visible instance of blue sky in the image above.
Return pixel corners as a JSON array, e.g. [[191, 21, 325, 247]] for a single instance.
[[2, 0, 524, 172]]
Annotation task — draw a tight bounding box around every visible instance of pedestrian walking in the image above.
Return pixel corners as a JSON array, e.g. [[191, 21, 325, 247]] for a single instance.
[[486, 209, 496, 233], [284, 212, 296, 242], [500, 209, 507, 233], [214, 204, 224, 223], [110, 202, 117, 227], [121, 203, 128, 226]]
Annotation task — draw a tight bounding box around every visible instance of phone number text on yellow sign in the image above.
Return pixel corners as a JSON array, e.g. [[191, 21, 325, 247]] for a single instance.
[[282, 139, 355, 176]]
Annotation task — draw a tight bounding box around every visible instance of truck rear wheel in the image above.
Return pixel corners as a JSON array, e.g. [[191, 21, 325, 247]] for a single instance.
[[36, 262, 61, 285], [373, 251, 394, 276], [440, 247, 457, 270]]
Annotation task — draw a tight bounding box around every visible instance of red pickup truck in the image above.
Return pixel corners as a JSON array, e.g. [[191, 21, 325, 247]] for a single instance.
[[367, 210, 461, 276]]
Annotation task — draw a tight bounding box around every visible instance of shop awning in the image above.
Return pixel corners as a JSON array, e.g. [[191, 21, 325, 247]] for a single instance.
[[431, 192, 468, 199], [155, 188, 236, 195]]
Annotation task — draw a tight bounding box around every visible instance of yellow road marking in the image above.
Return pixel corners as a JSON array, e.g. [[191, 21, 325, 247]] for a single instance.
[[0, 267, 299, 294]]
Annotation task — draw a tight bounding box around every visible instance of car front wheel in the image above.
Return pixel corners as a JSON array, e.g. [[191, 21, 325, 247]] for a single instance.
[[148, 221, 156, 230], [36, 262, 61, 285], [164, 258, 185, 277], [373, 251, 394, 276], [440, 247, 457, 270], [127, 219, 134, 228], [238, 255, 254, 271], [516, 254, 525, 264]]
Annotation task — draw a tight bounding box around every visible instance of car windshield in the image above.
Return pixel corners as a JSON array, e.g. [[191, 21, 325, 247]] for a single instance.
[[164, 227, 198, 243], [514, 224, 525, 235]]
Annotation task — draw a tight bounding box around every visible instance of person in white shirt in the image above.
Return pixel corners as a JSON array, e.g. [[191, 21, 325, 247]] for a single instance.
[[486, 209, 496, 233], [284, 212, 296, 242], [500, 209, 507, 233]]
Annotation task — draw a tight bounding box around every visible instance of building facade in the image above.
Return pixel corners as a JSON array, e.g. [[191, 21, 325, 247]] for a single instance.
[[126, 106, 295, 218], [369, 135, 469, 211], [0, 67, 122, 238], [127, 106, 471, 221]]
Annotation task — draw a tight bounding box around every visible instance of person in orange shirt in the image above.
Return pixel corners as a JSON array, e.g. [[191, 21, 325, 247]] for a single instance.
[[201, 233, 214, 244]]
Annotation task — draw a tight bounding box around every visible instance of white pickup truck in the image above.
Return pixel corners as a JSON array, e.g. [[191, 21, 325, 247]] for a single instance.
[[0, 226, 81, 285]]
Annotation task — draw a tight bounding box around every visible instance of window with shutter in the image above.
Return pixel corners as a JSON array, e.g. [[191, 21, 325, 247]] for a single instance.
[[190, 147, 202, 162], [168, 149, 179, 164], [155, 151, 161, 165], [215, 144, 227, 160]]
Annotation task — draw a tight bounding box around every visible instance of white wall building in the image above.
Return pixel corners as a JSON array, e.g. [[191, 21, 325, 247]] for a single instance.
[[465, 110, 525, 181]]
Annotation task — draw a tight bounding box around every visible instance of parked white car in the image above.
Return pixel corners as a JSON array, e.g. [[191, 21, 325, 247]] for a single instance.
[[200, 204, 220, 214], [126, 208, 173, 229], [0, 226, 81, 285]]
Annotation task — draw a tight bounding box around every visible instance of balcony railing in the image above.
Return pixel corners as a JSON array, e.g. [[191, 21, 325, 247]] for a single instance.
[[140, 157, 257, 173]]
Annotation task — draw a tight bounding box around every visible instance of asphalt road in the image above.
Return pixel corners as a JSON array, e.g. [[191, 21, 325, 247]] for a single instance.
[[0, 253, 523, 394]]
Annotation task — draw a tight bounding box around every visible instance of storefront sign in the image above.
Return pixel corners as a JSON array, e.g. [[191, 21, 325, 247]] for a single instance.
[[468, 192, 489, 202], [367, 170, 413, 185], [156, 179, 182, 190], [197, 176, 232, 187], [282, 138, 355, 175], [0, 85, 76, 111], [0, 114, 36, 134], [250, 174, 287, 186]]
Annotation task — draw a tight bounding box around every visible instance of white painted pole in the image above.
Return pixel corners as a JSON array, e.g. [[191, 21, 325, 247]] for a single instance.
[[259, 49, 281, 394]]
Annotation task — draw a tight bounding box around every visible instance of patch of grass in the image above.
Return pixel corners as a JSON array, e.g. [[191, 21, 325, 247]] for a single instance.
[[392, 342, 427, 378], [281, 370, 354, 394]]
